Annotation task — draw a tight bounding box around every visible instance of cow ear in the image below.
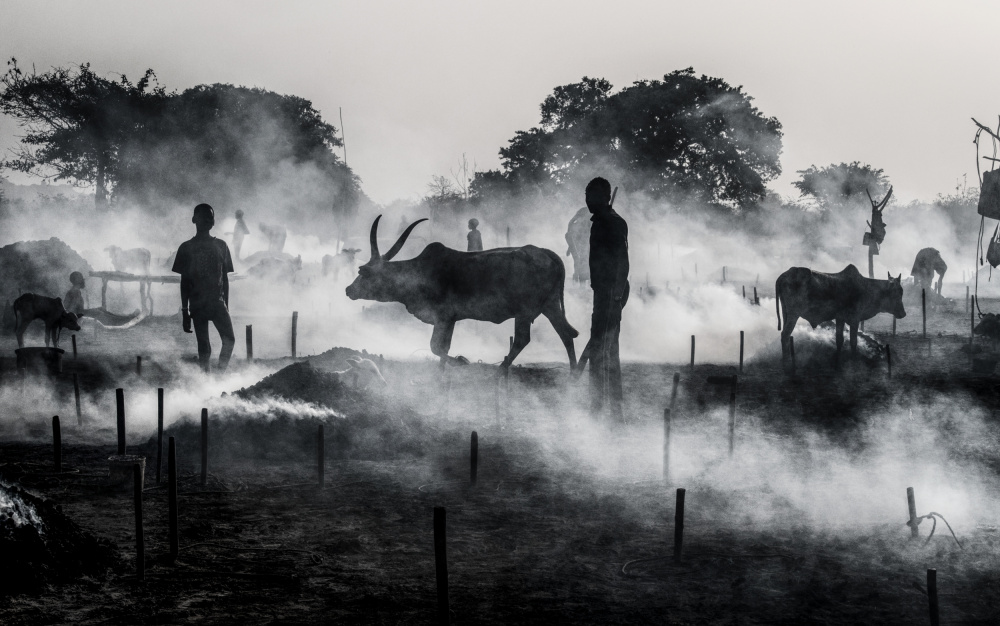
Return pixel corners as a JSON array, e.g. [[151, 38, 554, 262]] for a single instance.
[[897, 273, 902, 282]]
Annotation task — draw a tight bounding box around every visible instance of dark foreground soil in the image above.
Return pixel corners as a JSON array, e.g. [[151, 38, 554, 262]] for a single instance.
[[1, 293, 999, 624]]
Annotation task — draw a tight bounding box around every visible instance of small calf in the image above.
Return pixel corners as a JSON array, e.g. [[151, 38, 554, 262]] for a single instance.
[[13, 293, 81, 348]]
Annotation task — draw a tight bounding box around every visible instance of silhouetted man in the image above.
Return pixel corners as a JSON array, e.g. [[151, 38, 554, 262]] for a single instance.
[[172, 203, 236, 373], [467, 218, 483, 251], [232, 209, 250, 261], [586, 177, 629, 420]]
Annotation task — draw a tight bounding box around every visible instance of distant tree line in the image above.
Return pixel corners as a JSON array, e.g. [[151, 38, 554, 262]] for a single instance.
[[0, 59, 360, 221]]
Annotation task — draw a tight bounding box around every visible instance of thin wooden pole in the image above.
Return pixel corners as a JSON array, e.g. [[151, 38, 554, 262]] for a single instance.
[[317, 424, 325, 488], [136, 355, 142, 377], [669, 372, 680, 415], [753, 286, 758, 305], [116, 388, 126, 455], [168, 436, 178, 561], [291, 312, 298, 358], [52, 415, 61, 472], [892, 315, 896, 337], [886, 345, 892, 379], [663, 408, 671, 481], [966, 285, 970, 313], [789, 336, 796, 374], [927, 569, 939, 626], [739, 331, 744, 374], [506, 226, 510, 247], [434, 506, 449, 624], [73, 374, 82, 426], [690, 335, 695, 370], [674, 488, 685, 561], [971, 295, 976, 347], [71, 334, 77, 359], [200, 408, 208, 486], [470, 431, 478, 487], [133, 464, 144, 581], [922, 289, 927, 340], [246, 325, 253, 362], [907, 486, 919, 538], [156, 388, 163, 483], [722, 266, 726, 283]]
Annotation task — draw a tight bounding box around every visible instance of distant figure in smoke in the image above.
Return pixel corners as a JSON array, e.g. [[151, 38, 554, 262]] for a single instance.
[[232, 209, 251, 261], [258, 222, 287, 253], [467, 218, 483, 251], [172, 203, 236, 373], [910, 247, 947, 296], [583, 177, 629, 420], [566, 206, 591, 283], [64, 271, 87, 317]]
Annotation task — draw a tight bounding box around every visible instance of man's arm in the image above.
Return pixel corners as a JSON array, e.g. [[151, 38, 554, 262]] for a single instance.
[[179, 274, 193, 332], [613, 223, 629, 301]]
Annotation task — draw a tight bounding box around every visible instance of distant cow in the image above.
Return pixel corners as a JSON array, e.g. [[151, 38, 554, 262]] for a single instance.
[[776, 265, 905, 361], [911, 248, 947, 296], [344, 356, 387, 388], [322, 248, 362, 280], [105, 246, 151, 275], [247, 254, 302, 281], [13, 293, 81, 348], [565, 207, 590, 283], [346, 216, 578, 368]]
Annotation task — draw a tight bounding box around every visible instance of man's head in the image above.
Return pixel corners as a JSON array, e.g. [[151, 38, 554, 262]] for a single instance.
[[468, 218, 479, 230], [193, 203, 215, 232], [585, 177, 612, 213], [69, 271, 85, 288], [235, 209, 244, 219]]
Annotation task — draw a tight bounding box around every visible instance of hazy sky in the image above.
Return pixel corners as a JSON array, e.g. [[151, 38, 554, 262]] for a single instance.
[[2, 0, 999, 204]]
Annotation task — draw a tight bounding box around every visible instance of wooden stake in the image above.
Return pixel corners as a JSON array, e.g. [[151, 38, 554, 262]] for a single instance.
[[434, 506, 449, 625], [971, 295, 976, 347], [690, 335, 695, 370], [71, 334, 77, 359], [722, 266, 726, 283], [470, 431, 478, 487], [674, 488, 685, 561], [753, 286, 758, 305], [728, 390, 737, 457], [73, 373, 82, 426], [318, 424, 325, 488], [116, 388, 126, 455], [168, 436, 178, 560], [739, 331, 744, 374], [52, 415, 61, 472], [966, 285, 970, 313], [927, 569, 939, 626], [907, 486, 919, 538], [663, 408, 671, 481], [156, 389, 163, 483], [886, 345, 892, 379], [133, 463, 144, 581], [136, 355, 142, 377], [291, 311, 298, 358], [922, 289, 927, 340], [892, 315, 896, 337], [742, 285, 746, 300], [789, 336, 796, 374], [200, 408, 208, 486], [506, 226, 510, 247], [246, 325, 253, 362]]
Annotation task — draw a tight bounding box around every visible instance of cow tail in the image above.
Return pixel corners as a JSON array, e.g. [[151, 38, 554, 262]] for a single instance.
[[775, 281, 782, 331]]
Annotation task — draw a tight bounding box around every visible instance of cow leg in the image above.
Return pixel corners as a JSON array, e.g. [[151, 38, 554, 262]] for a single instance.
[[780, 315, 799, 364], [542, 301, 577, 370], [15, 318, 29, 348], [430, 321, 467, 366], [850, 322, 859, 356], [53, 325, 61, 349], [44, 322, 52, 347], [502, 317, 532, 368], [835, 319, 845, 366]]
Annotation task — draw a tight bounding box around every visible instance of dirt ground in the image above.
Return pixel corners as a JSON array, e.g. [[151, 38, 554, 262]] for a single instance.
[[2, 292, 1000, 624]]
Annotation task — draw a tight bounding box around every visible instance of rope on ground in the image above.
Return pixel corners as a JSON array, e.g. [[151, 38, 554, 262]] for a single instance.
[[907, 511, 963, 549]]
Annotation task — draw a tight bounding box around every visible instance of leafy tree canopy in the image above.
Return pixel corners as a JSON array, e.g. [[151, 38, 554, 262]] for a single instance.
[[475, 69, 783, 211], [793, 161, 890, 207]]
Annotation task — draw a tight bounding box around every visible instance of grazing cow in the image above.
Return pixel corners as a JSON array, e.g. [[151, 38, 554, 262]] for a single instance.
[[105, 246, 151, 275], [776, 264, 905, 361], [911, 248, 947, 296], [346, 216, 578, 368], [12, 293, 81, 348], [565, 206, 590, 283], [322, 248, 362, 280]]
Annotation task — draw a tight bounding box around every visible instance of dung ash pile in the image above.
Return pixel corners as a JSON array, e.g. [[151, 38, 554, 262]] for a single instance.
[[0, 482, 118, 595], [159, 361, 438, 466], [0, 238, 93, 310]]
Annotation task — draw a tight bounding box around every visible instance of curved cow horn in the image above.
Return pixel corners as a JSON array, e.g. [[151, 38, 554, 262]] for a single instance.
[[384, 218, 428, 261], [369, 215, 383, 261]]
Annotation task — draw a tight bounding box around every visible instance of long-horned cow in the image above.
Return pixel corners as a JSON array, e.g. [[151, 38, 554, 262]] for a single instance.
[[346, 216, 579, 368], [776, 264, 905, 361]]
